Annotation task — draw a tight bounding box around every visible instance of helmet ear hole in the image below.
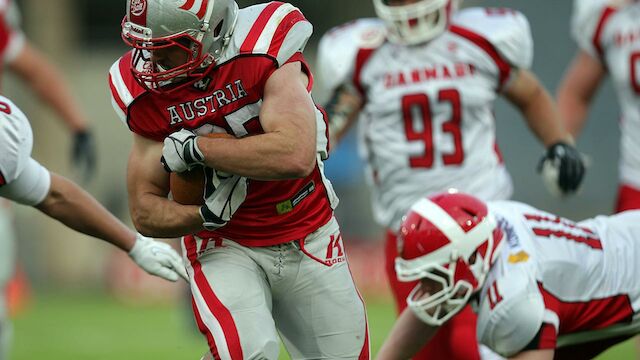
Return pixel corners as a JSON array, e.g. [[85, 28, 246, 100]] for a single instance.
[[213, 20, 224, 38]]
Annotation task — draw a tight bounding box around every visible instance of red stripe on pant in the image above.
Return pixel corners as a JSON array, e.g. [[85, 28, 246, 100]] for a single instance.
[[185, 235, 244, 360], [192, 296, 221, 359], [385, 230, 481, 360]]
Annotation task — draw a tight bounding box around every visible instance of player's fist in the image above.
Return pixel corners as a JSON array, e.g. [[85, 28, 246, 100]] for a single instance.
[[161, 128, 205, 173], [128, 234, 188, 282], [199, 168, 248, 230], [538, 142, 586, 197]]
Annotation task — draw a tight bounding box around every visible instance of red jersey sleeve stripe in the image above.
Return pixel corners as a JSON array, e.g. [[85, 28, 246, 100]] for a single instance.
[[240, 2, 283, 53], [266, 9, 306, 58], [108, 74, 128, 115], [450, 25, 511, 89], [592, 7, 616, 59], [0, 171, 6, 186], [353, 48, 376, 98]]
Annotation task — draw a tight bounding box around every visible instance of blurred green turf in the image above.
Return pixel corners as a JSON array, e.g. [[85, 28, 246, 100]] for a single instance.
[[9, 292, 636, 359]]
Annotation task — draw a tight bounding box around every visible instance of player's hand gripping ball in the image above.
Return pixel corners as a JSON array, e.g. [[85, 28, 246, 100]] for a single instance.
[[169, 133, 234, 205]]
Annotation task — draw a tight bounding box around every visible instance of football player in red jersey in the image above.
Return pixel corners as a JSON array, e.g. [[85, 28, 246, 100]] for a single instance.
[[377, 191, 640, 360], [109, 1, 369, 359]]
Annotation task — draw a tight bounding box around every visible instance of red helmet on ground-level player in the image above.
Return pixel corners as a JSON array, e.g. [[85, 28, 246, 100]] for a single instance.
[[395, 190, 504, 325], [373, 0, 460, 45], [121, 0, 238, 91]]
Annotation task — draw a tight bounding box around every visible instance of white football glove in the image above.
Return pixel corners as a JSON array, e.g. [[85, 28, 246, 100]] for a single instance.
[[199, 168, 248, 231], [161, 128, 205, 173], [128, 234, 188, 282]]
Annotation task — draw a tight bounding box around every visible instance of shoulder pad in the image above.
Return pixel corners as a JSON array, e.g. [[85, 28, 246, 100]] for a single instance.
[[316, 18, 386, 96], [108, 51, 145, 126], [571, 0, 620, 58], [452, 7, 533, 70], [229, 2, 312, 66], [477, 266, 545, 357], [0, 96, 32, 185]]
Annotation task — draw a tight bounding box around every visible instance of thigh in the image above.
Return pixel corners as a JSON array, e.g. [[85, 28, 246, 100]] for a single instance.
[[183, 236, 280, 360], [273, 218, 369, 360]]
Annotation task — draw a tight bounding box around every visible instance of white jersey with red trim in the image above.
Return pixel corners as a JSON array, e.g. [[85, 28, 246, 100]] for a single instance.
[[109, 2, 338, 246], [0, 96, 51, 206], [475, 201, 640, 357], [317, 7, 532, 231], [572, 1, 640, 189]]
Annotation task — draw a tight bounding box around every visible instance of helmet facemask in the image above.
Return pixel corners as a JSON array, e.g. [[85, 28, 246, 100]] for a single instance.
[[373, 0, 455, 45], [395, 198, 504, 326]]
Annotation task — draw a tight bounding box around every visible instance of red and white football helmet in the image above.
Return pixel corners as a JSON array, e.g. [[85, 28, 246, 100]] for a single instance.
[[373, 0, 458, 45], [395, 191, 503, 325], [121, 0, 238, 91]]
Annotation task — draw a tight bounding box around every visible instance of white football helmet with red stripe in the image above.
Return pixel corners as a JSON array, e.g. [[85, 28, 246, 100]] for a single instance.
[[395, 191, 504, 325], [373, 0, 459, 45], [121, 0, 238, 90]]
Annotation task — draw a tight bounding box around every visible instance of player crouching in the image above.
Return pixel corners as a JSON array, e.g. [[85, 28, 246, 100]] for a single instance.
[[377, 190, 640, 360]]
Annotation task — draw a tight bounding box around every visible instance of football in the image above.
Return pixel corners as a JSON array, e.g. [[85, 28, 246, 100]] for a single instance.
[[169, 132, 234, 205]]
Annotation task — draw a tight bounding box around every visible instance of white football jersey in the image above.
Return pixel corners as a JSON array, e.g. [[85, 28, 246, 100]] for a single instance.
[[572, 1, 640, 189], [475, 201, 640, 357], [317, 8, 534, 231], [0, 96, 50, 206]]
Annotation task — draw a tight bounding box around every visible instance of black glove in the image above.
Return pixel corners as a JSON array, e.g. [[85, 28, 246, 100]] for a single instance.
[[72, 130, 97, 184], [537, 141, 586, 196]]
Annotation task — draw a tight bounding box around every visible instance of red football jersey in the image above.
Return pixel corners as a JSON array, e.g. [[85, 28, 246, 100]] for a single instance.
[[109, 2, 337, 246]]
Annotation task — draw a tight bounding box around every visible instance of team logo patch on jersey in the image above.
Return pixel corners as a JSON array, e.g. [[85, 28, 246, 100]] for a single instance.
[[130, 0, 147, 17], [508, 251, 529, 264], [276, 181, 315, 215]]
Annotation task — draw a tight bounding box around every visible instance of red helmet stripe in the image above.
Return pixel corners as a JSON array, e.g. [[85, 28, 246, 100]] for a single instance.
[[179, 0, 196, 11], [196, 0, 210, 20]]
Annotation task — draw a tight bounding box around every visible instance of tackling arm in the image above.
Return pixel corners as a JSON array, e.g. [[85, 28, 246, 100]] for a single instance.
[[376, 308, 439, 360], [34, 172, 187, 281], [195, 62, 317, 180], [128, 133, 203, 237], [556, 50, 606, 137]]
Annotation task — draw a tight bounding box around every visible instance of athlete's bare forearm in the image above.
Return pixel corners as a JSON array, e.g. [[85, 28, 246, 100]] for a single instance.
[[377, 309, 438, 360], [36, 173, 135, 252], [128, 134, 203, 237], [505, 69, 572, 147], [197, 62, 317, 180]]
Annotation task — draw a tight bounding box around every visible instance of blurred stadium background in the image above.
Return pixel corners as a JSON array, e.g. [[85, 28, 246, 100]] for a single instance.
[[3, 0, 631, 359]]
